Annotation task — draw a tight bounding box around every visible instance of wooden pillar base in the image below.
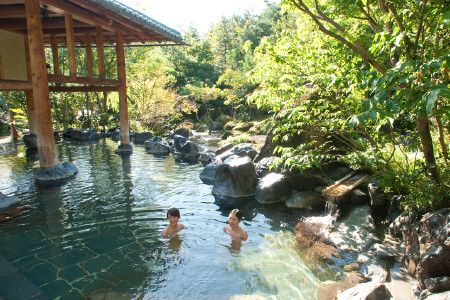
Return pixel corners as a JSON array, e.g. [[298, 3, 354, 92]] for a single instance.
[[36, 161, 78, 187]]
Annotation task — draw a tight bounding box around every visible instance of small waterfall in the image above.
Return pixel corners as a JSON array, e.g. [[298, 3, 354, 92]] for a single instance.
[[325, 200, 339, 216]]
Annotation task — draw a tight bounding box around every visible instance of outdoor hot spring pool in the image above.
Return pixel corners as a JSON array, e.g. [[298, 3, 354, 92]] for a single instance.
[[0, 136, 330, 299]]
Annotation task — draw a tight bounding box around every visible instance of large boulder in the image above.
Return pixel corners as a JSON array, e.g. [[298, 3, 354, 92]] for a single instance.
[[133, 132, 153, 144], [215, 143, 257, 163], [198, 151, 215, 166], [284, 168, 328, 192], [255, 156, 281, 178], [360, 258, 389, 282], [171, 128, 190, 139], [211, 155, 257, 208], [144, 140, 170, 155], [173, 135, 200, 163], [285, 190, 324, 209], [255, 173, 292, 204], [336, 282, 391, 300], [328, 205, 379, 252], [199, 162, 220, 185], [71, 129, 101, 141]]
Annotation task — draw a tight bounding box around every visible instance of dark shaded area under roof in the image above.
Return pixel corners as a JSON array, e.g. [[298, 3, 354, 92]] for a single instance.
[[0, 0, 185, 45]]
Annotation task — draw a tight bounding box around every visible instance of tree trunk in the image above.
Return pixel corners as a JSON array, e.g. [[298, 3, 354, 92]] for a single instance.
[[435, 114, 448, 165], [417, 114, 440, 182]]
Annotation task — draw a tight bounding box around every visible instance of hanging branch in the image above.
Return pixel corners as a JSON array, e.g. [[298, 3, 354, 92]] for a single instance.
[[290, 0, 387, 74]]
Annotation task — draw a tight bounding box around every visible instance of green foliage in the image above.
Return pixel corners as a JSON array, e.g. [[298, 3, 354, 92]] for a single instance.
[[224, 133, 250, 145], [352, 55, 450, 129], [403, 166, 450, 213]]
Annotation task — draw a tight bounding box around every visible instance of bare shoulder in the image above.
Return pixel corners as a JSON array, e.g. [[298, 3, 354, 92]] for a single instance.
[[240, 228, 248, 241], [161, 225, 169, 237]]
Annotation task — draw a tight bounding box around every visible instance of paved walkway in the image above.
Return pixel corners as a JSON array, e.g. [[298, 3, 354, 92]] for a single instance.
[[0, 255, 49, 300]]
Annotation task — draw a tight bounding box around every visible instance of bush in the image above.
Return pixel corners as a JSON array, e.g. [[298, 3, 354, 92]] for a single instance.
[[0, 121, 10, 136], [224, 133, 250, 145], [402, 166, 450, 213]]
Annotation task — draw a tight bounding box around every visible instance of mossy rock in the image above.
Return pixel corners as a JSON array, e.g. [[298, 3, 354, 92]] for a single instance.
[[224, 121, 236, 130], [234, 122, 253, 132], [216, 114, 232, 123]]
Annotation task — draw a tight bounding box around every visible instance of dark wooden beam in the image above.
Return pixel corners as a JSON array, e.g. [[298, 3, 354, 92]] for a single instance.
[[47, 74, 122, 85], [49, 85, 119, 92], [0, 79, 32, 90]]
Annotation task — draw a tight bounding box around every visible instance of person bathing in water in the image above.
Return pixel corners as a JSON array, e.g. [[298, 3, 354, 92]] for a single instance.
[[162, 207, 185, 238], [224, 209, 248, 241]]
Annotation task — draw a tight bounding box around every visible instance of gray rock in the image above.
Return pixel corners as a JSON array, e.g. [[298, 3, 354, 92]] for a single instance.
[[195, 124, 209, 133], [36, 162, 78, 185], [357, 253, 371, 265], [255, 156, 280, 178], [71, 129, 100, 141], [337, 282, 391, 300], [368, 182, 388, 217], [171, 128, 190, 139], [423, 291, 450, 300], [23, 134, 37, 149], [284, 168, 327, 191], [199, 151, 215, 166], [133, 132, 153, 144], [326, 166, 353, 181], [215, 143, 235, 156], [210, 121, 223, 130], [255, 173, 291, 204], [360, 258, 389, 282], [215, 143, 257, 162], [350, 189, 370, 204], [212, 155, 257, 208], [173, 135, 188, 151], [285, 190, 323, 209], [144, 141, 170, 155], [368, 243, 396, 260], [115, 143, 133, 154], [0, 192, 21, 210], [199, 163, 220, 185], [424, 276, 450, 294], [221, 131, 233, 140], [329, 205, 379, 252], [417, 209, 450, 289], [389, 211, 412, 238]]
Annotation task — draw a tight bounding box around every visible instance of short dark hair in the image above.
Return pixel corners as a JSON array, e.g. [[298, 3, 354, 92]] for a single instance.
[[167, 207, 180, 218], [229, 209, 243, 220]]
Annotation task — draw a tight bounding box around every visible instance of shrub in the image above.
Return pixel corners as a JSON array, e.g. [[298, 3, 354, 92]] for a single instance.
[[402, 166, 450, 213]]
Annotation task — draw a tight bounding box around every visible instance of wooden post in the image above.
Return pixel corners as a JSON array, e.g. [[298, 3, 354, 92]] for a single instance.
[[64, 13, 77, 76], [50, 35, 60, 75], [9, 111, 19, 140], [24, 36, 37, 134], [85, 33, 94, 78], [96, 25, 105, 78], [0, 54, 4, 79], [25, 0, 58, 168], [115, 31, 130, 145]]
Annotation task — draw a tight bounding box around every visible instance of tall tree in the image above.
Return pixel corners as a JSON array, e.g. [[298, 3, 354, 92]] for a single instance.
[[281, 0, 450, 182]]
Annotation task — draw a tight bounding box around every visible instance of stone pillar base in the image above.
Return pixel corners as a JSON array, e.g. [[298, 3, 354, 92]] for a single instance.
[[115, 143, 133, 154], [36, 162, 78, 186]]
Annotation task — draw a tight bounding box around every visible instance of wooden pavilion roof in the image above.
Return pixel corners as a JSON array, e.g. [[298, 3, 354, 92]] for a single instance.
[[0, 0, 185, 46]]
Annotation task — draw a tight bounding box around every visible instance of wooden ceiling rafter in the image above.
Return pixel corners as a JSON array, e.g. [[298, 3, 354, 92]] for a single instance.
[[41, 0, 148, 44]]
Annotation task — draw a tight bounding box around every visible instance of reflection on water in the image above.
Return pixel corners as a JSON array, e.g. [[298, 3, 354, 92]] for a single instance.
[[0, 138, 323, 299]]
